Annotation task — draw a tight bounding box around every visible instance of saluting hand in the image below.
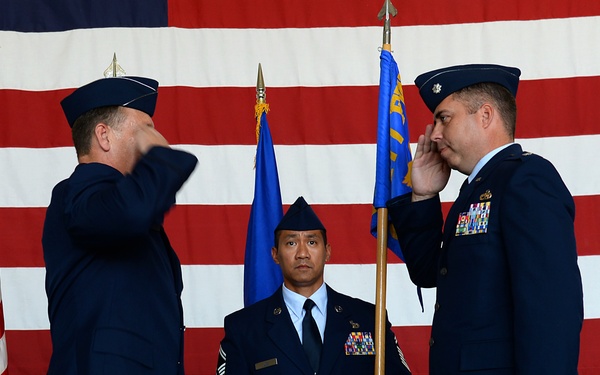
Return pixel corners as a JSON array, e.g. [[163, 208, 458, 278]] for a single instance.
[[137, 124, 170, 155], [411, 124, 451, 202]]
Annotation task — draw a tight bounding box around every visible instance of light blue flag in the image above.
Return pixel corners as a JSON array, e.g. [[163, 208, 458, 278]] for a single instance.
[[371, 49, 413, 261], [243, 107, 284, 306]]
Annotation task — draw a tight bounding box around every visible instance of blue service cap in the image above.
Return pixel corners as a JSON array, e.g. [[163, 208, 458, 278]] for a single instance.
[[414, 64, 521, 113], [275, 196, 326, 233], [61, 76, 159, 127]]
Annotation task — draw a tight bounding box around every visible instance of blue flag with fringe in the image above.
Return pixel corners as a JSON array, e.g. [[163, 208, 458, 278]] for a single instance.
[[371, 49, 413, 261], [243, 104, 284, 306]]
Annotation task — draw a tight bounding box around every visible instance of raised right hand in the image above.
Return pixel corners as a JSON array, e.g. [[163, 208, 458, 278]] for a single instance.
[[137, 124, 170, 155], [411, 124, 451, 202]]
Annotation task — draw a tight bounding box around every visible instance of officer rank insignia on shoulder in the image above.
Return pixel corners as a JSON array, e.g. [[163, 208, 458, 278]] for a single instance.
[[455, 201, 491, 236], [345, 332, 375, 355]]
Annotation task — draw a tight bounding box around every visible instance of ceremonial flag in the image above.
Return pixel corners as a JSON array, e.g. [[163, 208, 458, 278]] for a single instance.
[[371, 49, 412, 261], [243, 104, 284, 306]]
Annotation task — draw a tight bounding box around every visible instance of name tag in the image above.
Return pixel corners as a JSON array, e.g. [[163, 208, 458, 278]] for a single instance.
[[255, 358, 278, 370]]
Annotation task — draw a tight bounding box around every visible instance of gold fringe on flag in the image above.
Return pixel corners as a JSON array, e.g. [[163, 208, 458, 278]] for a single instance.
[[254, 102, 270, 143], [252, 102, 270, 169]]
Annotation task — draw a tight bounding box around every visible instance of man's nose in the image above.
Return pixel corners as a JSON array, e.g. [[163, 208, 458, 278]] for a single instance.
[[296, 243, 310, 258], [430, 123, 443, 141]]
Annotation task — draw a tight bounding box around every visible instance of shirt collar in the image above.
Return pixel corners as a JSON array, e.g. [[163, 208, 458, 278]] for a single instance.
[[468, 142, 514, 183], [282, 282, 327, 320]]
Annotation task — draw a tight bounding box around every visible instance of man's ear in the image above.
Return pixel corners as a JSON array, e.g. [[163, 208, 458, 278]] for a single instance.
[[480, 103, 494, 129], [271, 247, 280, 264], [94, 123, 111, 152]]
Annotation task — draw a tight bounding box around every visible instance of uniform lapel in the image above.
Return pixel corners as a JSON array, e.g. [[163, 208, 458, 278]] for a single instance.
[[318, 287, 352, 375], [265, 288, 314, 374]]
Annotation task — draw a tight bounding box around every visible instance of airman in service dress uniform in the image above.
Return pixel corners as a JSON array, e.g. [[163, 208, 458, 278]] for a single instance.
[[387, 64, 583, 374]]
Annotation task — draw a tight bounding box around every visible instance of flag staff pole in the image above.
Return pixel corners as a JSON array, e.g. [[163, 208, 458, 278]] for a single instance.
[[375, 1, 397, 374]]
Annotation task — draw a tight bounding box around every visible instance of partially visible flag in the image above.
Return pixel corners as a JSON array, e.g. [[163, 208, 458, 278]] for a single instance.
[[243, 103, 284, 306], [0, 278, 8, 375], [371, 49, 413, 261]]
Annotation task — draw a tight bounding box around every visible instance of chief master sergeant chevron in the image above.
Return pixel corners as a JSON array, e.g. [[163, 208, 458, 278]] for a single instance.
[[387, 64, 583, 374], [42, 75, 198, 374]]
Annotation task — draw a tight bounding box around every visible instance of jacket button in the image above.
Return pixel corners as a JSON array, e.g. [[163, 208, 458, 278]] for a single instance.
[[440, 267, 447, 276], [434, 302, 440, 311], [429, 337, 435, 347]]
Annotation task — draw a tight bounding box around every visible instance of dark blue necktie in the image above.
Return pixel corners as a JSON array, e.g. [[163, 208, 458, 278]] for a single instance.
[[302, 299, 322, 372]]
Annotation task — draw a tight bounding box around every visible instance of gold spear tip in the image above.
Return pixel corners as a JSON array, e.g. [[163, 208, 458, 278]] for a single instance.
[[256, 63, 266, 102], [103, 53, 126, 78], [377, 0, 398, 20], [378, 0, 397, 49]]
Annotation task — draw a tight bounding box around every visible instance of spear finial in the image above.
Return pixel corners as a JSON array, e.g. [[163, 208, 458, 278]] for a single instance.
[[256, 63, 266, 104], [377, 0, 398, 48], [254, 63, 269, 144], [103, 53, 126, 78]]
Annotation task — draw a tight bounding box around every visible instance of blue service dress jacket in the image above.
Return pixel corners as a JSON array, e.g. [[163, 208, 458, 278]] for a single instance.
[[217, 285, 411, 375], [387, 143, 583, 374], [42, 146, 197, 375]]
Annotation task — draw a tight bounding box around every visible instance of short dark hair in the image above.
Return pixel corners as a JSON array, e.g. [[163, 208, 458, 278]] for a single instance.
[[71, 106, 125, 157], [273, 229, 328, 249], [452, 82, 517, 138]]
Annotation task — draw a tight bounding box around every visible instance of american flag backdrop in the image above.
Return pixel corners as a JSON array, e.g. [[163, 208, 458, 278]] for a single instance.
[[1, 1, 600, 374]]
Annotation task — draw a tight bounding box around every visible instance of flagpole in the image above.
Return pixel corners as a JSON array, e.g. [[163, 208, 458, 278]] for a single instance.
[[375, 1, 397, 374], [375, 207, 388, 375]]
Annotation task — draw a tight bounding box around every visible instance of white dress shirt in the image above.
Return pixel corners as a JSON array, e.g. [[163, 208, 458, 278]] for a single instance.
[[282, 282, 327, 343]]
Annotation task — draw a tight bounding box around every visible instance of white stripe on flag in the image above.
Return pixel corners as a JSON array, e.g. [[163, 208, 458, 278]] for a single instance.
[[0, 333, 6, 374], [0, 279, 8, 374], [1, 135, 599, 208], [2, 256, 600, 330], [1, 16, 600, 90]]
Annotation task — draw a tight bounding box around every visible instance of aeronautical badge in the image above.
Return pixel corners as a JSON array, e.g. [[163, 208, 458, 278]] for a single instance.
[[345, 332, 376, 355], [455, 201, 491, 236]]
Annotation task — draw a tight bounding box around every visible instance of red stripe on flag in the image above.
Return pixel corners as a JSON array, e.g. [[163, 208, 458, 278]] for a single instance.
[[2, 194, 598, 267], [0, 208, 46, 267], [168, 0, 600, 29], [579, 319, 600, 374], [1, 76, 599, 148], [4, 330, 51, 374], [5, 319, 600, 374]]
